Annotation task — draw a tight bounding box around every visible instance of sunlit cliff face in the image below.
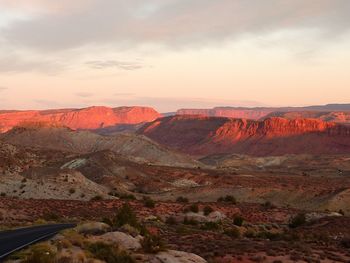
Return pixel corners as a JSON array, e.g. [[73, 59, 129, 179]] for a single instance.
[[0, 1, 349, 112]]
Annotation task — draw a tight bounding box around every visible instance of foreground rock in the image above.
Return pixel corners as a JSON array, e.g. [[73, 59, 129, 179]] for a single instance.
[[89, 231, 142, 251], [77, 222, 111, 235], [151, 250, 207, 263]]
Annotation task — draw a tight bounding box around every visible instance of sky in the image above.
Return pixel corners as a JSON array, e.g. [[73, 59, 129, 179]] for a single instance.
[[0, 0, 349, 112]]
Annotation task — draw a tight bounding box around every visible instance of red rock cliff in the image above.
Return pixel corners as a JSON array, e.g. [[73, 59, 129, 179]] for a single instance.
[[0, 106, 161, 132], [139, 115, 350, 156]]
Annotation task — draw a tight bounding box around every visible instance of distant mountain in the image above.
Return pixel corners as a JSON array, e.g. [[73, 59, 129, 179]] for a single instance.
[[0, 106, 161, 133], [139, 115, 350, 156], [177, 104, 350, 122], [264, 111, 350, 124]]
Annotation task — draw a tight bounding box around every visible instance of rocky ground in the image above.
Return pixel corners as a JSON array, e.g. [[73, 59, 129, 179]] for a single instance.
[[0, 121, 349, 262], [1, 198, 350, 263]]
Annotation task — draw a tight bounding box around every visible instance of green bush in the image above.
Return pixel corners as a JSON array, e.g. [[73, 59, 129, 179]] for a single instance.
[[69, 188, 75, 194], [176, 196, 189, 203], [22, 244, 56, 263], [256, 231, 281, 240], [244, 229, 257, 238], [143, 197, 156, 208], [218, 195, 237, 204], [262, 201, 275, 209], [183, 217, 199, 226], [88, 242, 135, 263], [289, 213, 306, 228], [341, 238, 350, 248], [224, 226, 240, 238], [233, 215, 244, 226], [119, 193, 136, 200], [114, 203, 139, 229], [165, 216, 177, 225], [188, 204, 199, 213], [42, 212, 60, 222], [200, 222, 220, 231], [90, 195, 103, 201], [141, 235, 166, 253], [203, 206, 214, 216]]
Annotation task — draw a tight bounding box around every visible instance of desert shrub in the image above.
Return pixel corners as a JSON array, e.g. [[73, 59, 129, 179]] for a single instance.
[[63, 230, 85, 247], [256, 231, 281, 240], [218, 195, 236, 204], [119, 193, 136, 200], [0, 192, 6, 197], [113, 203, 139, 229], [88, 242, 135, 263], [224, 226, 240, 238], [141, 235, 166, 253], [262, 201, 275, 209], [22, 244, 56, 263], [289, 213, 306, 228], [69, 188, 75, 194], [341, 238, 350, 248], [244, 229, 257, 238], [56, 256, 73, 263], [90, 195, 103, 201], [183, 217, 199, 225], [165, 216, 177, 225], [102, 217, 113, 226], [338, 209, 345, 216], [233, 215, 244, 226], [42, 212, 60, 222], [188, 204, 199, 213], [143, 197, 155, 208], [203, 206, 214, 216], [119, 224, 140, 237], [279, 231, 301, 242], [176, 196, 189, 203], [201, 222, 220, 231]]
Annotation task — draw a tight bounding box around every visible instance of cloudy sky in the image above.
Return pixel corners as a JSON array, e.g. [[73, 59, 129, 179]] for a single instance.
[[0, 0, 349, 112]]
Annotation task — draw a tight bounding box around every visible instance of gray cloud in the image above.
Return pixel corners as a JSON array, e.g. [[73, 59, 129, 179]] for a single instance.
[[0, 86, 8, 91], [114, 92, 135, 96], [75, 92, 94, 98], [86, 60, 145, 70], [0, 54, 65, 74], [1, 0, 349, 52]]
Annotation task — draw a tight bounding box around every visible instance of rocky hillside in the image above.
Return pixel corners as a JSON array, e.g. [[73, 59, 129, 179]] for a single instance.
[[0, 106, 161, 132], [139, 115, 350, 156], [0, 126, 200, 168]]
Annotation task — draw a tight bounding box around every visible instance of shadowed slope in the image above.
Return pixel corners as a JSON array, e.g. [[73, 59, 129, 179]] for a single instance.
[[139, 115, 350, 156], [0, 126, 201, 168]]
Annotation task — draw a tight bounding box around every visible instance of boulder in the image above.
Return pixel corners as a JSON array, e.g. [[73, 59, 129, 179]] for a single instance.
[[90, 231, 142, 251], [76, 222, 110, 235], [151, 250, 207, 263]]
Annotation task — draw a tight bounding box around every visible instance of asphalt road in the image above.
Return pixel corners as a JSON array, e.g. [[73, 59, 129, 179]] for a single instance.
[[0, 223, 76, 261]]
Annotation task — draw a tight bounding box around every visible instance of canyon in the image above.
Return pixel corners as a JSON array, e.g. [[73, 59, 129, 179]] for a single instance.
[[1, 104, 350, 263]]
